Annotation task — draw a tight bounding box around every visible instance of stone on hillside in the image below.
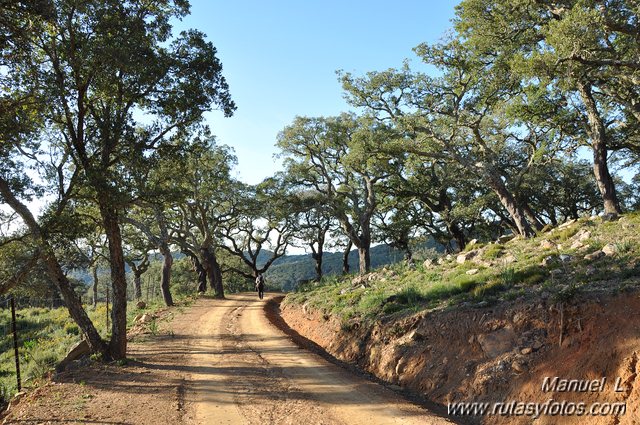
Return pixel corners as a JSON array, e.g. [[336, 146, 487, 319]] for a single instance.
[[139, 313, 153, 323], [351, 275, 367, 286], [457, 250, 477, 264], [502, 254, 517, 264], [559, 254, 573, 263], [407, 329, 425, 341], [65, 340, 90, 362], [540, 240, 556, 250], [467, 239, 478, 247], [532, 340, 544, 350], [477, 327, 516, 358], [584, 250, 605, 261], [602, 213, 619, 222], [423, 259, 434, 269], [578, 230, 591, 242], [541, 255, 556, 266], [511, 360, 528, 373], [57, 340, 91, 372], [558, 219, 577, 229], [466, 268, 479, 275], [602, 243, 617, 256], [520, 347, 533, 355], [497, 234, 515, 244], [570, 240, 584, 250]]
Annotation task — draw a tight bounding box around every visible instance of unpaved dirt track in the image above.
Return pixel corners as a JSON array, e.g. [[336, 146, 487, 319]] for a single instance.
[[180, 293, 454, 425]]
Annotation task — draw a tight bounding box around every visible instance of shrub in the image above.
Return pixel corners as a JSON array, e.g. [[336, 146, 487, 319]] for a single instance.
[[473, 280, 506, 298], [64, 322, 80, 335], [396, 285, 424, 305], [615, 239, 634, 254], [555, 226, 580, 242], [357, 292, 387, 314]]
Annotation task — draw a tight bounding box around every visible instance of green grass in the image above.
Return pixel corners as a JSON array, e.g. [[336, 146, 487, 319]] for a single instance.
[[483, 244, 504, 259], [0, 292, 194, 403], [284, 212, 640, 326]]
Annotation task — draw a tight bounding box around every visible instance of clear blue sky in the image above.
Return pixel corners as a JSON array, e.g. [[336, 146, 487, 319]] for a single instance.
[[175, 1, 460, 184]]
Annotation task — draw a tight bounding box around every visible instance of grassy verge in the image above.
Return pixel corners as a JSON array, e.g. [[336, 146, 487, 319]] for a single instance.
[[285, 212, 640, 328], [0, 293, 194, 404]]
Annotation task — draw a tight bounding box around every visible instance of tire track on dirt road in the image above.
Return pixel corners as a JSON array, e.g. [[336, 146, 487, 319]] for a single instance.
[[182, 293, 455, 425]]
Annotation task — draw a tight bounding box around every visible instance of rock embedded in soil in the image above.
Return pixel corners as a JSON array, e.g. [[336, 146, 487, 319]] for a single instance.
[[456, 250, 477, 264], [584, 250, 605, 261], [540, 240, 556, 250], [477, 327, 516, 358], [602, 243, 617, 256]]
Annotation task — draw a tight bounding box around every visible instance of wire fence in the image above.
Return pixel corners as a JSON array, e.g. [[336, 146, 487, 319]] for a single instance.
[[0, 295, 111, 400], [0, 275, 185, 402], [0, 297, 22, 395]]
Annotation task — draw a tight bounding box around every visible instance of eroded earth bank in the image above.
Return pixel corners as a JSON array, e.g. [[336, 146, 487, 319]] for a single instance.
[[281, 291, 640, 424]]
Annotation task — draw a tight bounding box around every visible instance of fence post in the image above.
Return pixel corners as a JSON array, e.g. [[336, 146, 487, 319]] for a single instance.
[[106, 285, 110, 331], [10, 297, 21, 391]]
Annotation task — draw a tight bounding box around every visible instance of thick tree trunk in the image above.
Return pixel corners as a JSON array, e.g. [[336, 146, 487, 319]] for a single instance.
[[311, 233, 325, 281], [486, 174, 535, 237], [547, 208, 558, 227], [311, 252, 323, 281], [190, 255, 207, 293], [133, 272, 143, 300], [0, 178, 108, 355], [522, 204, 544, 231], [43, 250, 109, 355], [342, 240, 352, 274], [200, 246, 224, 299], [99, 204, 128, 360], [92, 266, 99, 308], [358, 246, 371, 275], [159, 243, 174, 306], [577, 81, 622, 215], [446, 221, 466, 252]]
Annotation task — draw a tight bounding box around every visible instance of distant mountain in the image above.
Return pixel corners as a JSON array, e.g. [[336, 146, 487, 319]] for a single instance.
[[264, 239, 442, 291]]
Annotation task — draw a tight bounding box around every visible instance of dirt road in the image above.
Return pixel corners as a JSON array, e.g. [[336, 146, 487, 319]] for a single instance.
[[1, 293, 455, 424], [180, 293, 453, 425]]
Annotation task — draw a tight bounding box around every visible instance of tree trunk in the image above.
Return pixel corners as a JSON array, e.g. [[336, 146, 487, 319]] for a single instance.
[[133, 271, 142, 300], [486, 173, 535, 237], [358, 246, 371, 275], [446, 221, 466, 252], [311, 252, 323, 281], [159, 243, 174, 306], [577, 81, 622, 215], [342, 240, 352, 274], [0, 176, 108, 356], [311, 232, 325, 281], [200, 246, 224, 299], [92, 265, 99, 308], [190, 255, 207, 293], [43, 251, 109, 355], [523, 204, 544, 231], [99, 204, 128, 360], [548, 209, 558, 227]]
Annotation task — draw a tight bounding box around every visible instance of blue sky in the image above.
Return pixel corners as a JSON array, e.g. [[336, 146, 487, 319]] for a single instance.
[[175, 1, 460, 184]]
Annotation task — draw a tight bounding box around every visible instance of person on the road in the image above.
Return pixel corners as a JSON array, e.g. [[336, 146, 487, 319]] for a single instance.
[[255, 274, 265, 299]]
